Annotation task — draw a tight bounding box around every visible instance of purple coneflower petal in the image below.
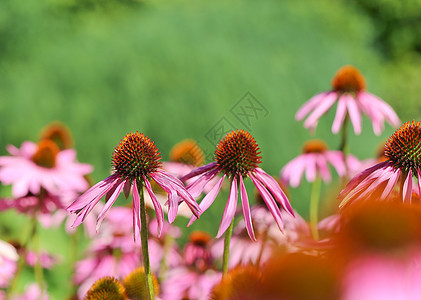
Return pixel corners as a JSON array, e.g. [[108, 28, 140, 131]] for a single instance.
[[132, 180, 141, 241], [216, 177, 238, 238], [303, 92, 337, 130], [316, 155, 331, 183], [123, 180, 132, 198], [255, 168, 294, 216], [96, 179, 125, 231], [295, 92, 331, 121], [305, 154, 317, 183], [402, 169, 413, 204], [356, 166, 395, 200], [364, 92, 400, 126], [180, 162, 218, 181], [68, 174, 119, 212], [345, 95, 362, 135], [380, 168, 400, 200], [143, 177, 164, 236], [186, 169, 219, 198], [188, 174, 226, 227], [250, 174, 284, 232], [332, 96, 348, 134], [417, 169, 421, 198], [239, 176, 256, 241], [325, 151, 346, 178]]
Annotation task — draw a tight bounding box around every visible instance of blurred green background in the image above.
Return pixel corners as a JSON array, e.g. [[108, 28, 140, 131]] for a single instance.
[[1, 0, 421, 297]]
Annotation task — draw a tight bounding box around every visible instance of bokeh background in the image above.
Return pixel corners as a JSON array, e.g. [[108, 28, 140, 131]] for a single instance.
[[1, 0, 421, 298]]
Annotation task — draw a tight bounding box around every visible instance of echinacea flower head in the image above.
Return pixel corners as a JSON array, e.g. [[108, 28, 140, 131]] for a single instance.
[[85, 277, 127, 300], [281, 140, 351, 187], [0, 140, 92, 198], [296, 65, 400, 135], [338, 121, 421, 207], [67, 132, 201, 239], [122, 267, 160, 299], [182, 130, 294, 241], [169, 139, 205, 167]]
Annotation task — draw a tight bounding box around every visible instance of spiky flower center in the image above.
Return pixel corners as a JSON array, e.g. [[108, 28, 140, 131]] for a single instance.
[[384, 121, 421, 174], [215, 130, 262, 178], [122, 267, 160, 299], [39, 121, 73, 150], [112, 132, 161, 181], [169, 139, 204, 166], [85, 277, 127, 300], [332, 65, 366, 93], [31, 140, 59, 168], [302, 139, 328, 153]]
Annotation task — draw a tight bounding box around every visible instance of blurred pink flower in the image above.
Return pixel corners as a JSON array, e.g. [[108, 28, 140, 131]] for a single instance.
[[339, 121, 421, 207], [73, 207, 141, 297], [0, 240, 18, 289], [0, 140, 92, 198], [182, 130, 293, 240], [10, 283, 49, 300], [212, 206, 311, 268], [281, 139, 360, 187], [161, 231, 221, 300], [25, 251, 58, 270], [67, 132, 200, 240], [296, 65, 400, 135]]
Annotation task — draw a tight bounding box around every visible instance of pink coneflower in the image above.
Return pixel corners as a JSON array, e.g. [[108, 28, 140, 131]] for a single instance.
[[67, 132, 200, 237], [182, 130, 293, 241], [338, 121, 421, 207], [296, 65, 400, 135], [0, 240, 18, 289], [281, 139, 355, 187], [0, 140, 92, 198]]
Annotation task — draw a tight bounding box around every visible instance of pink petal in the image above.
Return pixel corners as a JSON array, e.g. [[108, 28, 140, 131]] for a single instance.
[[96, 179, 125, 231], [325, 151, 347, 177], [380, 168, 400, 200], [132, 180, 141, 241], [316, 155, 331, 183], [305, 154, 317, 183], [402, 169, 413, 204], [250, 174, 284, 232], [254, 168, 294, 216], [303, 92, 337, 130], [185, 169, 218, 198], [67, 174, 119, 211], [123, 180, 132, 198], [216, 177, 238, 238], [239, 176, 256, 241], [188, 174, 226, 226], [144, 177, 164, 236], [345, 95, 362, 135], [417, 169, 421, 200], [332, 97, 348, 134], [180, 162, 218, 181], [295, 92, 329, 121]]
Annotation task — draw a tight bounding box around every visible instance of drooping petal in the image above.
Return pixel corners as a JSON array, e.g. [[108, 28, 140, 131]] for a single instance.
[[417, 169, 421, 200], [303, 92, 338, 130], [188, 174, 226, 226], [402, 169, 413, 204], [132, 180, 141, 241], [250, 174, 284, 232], [96, 179, 126, 231], [67, 174, 119, 212], [185, 168, 219, 198], [123, 179, 132, 199], [144, 176, 164, 236], [254, 168, 294, 216], [281, 155, 306, 188], [345, 95, 362, 135], [305, 154, 317, 183], [180, 162, 218, 181], [315, 154, 331, 183], [380, 168, 401, 200], [325, 151, 347, 178], [216, 177, 238, 238], [295, 92, 330, 121], [239, 176, 256, 241], [332, 96, 348, 134]]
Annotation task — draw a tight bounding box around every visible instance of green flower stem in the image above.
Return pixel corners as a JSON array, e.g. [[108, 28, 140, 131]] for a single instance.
[[310, 177, 322, 240], [222, 218, 235, 277], [138, 181, 154, 300]]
